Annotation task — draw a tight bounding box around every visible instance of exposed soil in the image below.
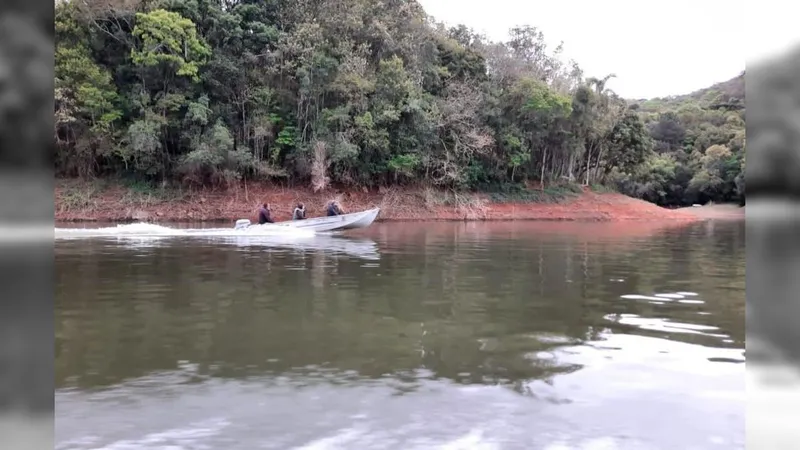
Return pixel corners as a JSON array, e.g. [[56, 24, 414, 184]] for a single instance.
[[55, 179, 704, 223]]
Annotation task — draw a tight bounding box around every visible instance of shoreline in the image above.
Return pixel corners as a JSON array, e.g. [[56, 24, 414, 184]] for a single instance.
[[55, 179, 738, 224]]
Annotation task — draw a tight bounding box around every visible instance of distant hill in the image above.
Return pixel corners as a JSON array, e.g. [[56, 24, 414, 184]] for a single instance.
[[631, 71, 745, 112], [689, 71, 745, 102]]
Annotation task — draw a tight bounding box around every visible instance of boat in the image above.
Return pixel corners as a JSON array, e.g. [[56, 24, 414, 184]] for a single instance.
[[234, 207, 381, 233]]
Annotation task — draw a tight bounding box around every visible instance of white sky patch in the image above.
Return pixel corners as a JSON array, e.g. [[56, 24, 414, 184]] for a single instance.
[[417, 0, 795, 98]]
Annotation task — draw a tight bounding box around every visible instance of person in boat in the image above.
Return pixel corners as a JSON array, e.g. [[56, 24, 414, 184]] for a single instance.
[[326, 200, 344, 216], [292, 203, 306, 220], [257, 203, 274, 224]]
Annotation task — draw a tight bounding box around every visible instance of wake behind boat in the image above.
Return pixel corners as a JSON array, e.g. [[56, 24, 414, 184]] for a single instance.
[[234, 207, 380, 233]]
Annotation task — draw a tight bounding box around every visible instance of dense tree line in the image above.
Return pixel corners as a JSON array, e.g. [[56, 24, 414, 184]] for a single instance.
[[55, 0, 744, 206], [620, 74, 745, 206]]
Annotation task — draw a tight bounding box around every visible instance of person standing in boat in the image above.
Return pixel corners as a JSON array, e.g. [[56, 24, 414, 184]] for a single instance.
[[258, 203, 274, 224], [292, 203, 306, 220], [326, 200, 344, 216]]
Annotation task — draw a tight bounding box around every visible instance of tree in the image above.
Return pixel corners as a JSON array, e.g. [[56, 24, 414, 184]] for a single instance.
[[52, 0, 743, 208], [55, 1, 122, 176], [604, 110, 653, 176], [130, 9, 211, 81], [687, 144, 737, 203]]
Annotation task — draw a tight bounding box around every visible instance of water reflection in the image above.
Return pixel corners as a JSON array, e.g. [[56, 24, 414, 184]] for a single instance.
[[55, 220, 744, 449], [58, 233, 381, 261]]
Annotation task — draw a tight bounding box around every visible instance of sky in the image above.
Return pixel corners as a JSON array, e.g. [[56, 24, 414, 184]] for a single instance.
[[417, 0, 799, 99]]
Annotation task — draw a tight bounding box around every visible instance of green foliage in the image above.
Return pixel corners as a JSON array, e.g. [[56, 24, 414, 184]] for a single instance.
[[55, 1, 124, 176], [387, 154, 420, 178], [610, 154, 678, 204], [590, 183, 616, 194], [477, 182, 582, 204], [605, 111, 652, 174], [131, 9, 211, 80], [54, 0, 743, 207], [623, 72, 745, 205], [123, 117, 163, 176]]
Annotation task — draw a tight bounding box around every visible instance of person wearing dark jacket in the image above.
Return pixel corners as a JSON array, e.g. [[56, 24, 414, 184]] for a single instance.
[[326, 200, 344, 216], [258, 203, 274, 224], [292, 203, 306, 220]]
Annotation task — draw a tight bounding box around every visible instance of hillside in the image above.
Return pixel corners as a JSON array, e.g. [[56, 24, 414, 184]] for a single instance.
[[633, 72, 745, 112], [690, 71, 745, 104], [613, 72, 746, 207], [54, 0, 744, 215]]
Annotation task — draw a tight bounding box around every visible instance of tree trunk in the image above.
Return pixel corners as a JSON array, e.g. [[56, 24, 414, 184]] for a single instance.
[[568, 153, 575, 181], [540, 147, 547, 190], [241, 103, 247, 151], [584, 143, 592, 185]]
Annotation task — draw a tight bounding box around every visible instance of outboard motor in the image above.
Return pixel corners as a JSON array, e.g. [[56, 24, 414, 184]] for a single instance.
[[234, 219, 251, 230]]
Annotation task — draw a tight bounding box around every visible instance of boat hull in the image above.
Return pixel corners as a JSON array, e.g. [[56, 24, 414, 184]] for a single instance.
[[234, 208, 380, 233]]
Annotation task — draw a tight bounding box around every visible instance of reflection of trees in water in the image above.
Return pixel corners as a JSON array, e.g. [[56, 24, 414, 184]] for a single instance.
[[56, 222, 744, 390], [310, 251, 326, 292]]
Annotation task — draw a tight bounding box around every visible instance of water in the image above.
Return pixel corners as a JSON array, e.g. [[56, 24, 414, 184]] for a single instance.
[[55, 220, 745, 450]]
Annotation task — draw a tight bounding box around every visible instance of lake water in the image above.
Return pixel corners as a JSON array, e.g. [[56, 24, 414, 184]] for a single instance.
[[55, 220, 745, 450]]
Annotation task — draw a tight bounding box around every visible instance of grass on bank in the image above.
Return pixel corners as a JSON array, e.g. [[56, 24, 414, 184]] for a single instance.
[[377, 181, 597, 219], [57, 178, 612, 216], [57, 178, 190, 213], [477, 182, 585, 204], [588, 183, 617, 194]]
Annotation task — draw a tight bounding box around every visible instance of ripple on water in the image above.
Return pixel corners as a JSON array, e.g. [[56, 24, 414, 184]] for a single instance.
[[606, 313, 723, 337], [619, 294, 673, 301], [56, 417, 231, 450], [678, 299, 705, 304], [55, 331, 744, 450], [525, 333, 579, 345], [620, 291, 705, 302], [612, 290, 735, 348], [654, 293, 685, 299]]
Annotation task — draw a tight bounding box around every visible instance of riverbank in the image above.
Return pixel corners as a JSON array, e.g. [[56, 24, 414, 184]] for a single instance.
[[55, 179, 705, 223]]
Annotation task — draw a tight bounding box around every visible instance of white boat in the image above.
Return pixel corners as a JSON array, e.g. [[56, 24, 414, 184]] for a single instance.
[[234, 207, 381, 233]]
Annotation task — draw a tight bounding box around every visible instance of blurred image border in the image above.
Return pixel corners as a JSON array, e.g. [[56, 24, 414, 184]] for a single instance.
[[746, 42, 800, 448], [0, 0, 55, 448]]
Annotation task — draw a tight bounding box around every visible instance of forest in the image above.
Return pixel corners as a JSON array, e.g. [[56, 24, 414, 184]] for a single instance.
[[54, 0, 745, 206]]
